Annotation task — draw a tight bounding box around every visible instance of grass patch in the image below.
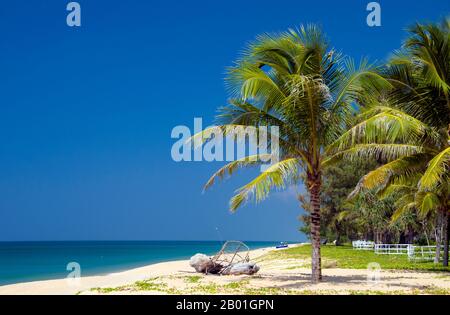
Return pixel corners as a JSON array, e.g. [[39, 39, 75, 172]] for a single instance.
[[191, 283, 220, 294], [91, 286, 126, 294], [242, 287, 296, 295], [224, 280, 249, 290], [266, 245, 450, 272], [134, 279, 167, 291], [184, 275, 202, 284], [285, 265, 308, 270], [90, 277, 170, 294]]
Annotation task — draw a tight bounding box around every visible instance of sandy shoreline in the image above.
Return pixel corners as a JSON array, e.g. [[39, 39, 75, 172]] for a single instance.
[[1, 244, 449, 295], [0, 244, 275, 295]]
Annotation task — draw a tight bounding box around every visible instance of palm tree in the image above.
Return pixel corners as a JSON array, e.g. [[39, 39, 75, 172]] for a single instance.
[[380, 174, 447, 263], [327, 102, 449, 264], [193, 25, 388, 282], [326, 19, 450, 265]]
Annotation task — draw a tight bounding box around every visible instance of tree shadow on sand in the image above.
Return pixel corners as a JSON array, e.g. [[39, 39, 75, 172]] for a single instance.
[[252, 272, 434, 291]]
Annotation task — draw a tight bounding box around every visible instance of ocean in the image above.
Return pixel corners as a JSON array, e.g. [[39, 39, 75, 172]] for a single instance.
[[0, 241, 281, 285]]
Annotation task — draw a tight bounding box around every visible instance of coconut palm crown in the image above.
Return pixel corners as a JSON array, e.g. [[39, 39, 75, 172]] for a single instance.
[[193, 25, 389, 282]]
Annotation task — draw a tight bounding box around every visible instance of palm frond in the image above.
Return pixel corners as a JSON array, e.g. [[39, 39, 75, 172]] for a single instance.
[[229, 158, 300, 212], [332, 58, 392, 108], [394, 22, 450, 94], [188, 124, 274, 149], [391, 201, 416, 222], [323, 143, 425, 166], [416, 191, 441, 217], [227, 62, 287, 110], [419, 147, 450, 190], [348, 154, 431, 197], [203, 154, 273, 191], [326, 109, 438, 154]]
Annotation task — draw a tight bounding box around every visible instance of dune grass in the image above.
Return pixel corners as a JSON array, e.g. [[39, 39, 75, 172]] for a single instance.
[[266, 245, 450, 272]]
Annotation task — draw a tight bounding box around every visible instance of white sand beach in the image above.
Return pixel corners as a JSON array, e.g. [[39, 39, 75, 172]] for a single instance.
[[1, 244, 449, 295], [0, 245, 274, 295]]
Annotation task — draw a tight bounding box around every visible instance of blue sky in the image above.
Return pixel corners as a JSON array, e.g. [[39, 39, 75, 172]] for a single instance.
[[0, 0, 448, 241]]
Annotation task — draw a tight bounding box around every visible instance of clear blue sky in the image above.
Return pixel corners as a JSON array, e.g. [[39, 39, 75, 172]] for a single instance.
[[0, 0, 448, 241]]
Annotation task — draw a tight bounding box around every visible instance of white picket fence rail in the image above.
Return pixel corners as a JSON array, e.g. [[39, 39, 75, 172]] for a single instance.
[[374, 244, 410, 255], [372, 243, 448, 262], [352, 240, 375, 250], [407, 245, 447, 262]]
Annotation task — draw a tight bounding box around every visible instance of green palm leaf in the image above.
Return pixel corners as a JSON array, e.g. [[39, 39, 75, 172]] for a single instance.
[[416, 191, 441, 217], [203, 154, 273, 191], [230, 158, 300, 212], [419, 147, 450, 190]]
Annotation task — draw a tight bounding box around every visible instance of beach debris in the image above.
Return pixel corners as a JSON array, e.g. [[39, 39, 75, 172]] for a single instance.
[[189, 254, 211, 272], [189, 241, 260, 276], [189, 254, 223, 274], [220, 262, 260, 275]]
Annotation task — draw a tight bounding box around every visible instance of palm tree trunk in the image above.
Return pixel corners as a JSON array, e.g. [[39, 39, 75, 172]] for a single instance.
[[435, 211, 443, 264], [443, 208, 449, 267], [422, 221, 430, 246], [408, 227, 414, 244], [309, 179, 322, 283]]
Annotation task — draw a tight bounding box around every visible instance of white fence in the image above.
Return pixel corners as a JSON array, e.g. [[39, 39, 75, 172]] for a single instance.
[[374, 244, 410, 255], [408, 245, 447, 262], [372, 243, 448, 262], [352, 240, 375, 250]]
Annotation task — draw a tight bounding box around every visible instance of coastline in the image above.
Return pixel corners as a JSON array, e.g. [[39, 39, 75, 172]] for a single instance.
[[0, 244, 280, 295], [2, 243, 449, 295]]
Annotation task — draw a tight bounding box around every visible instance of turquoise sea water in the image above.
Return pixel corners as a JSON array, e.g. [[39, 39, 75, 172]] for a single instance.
[[0, 241, 281, 285]]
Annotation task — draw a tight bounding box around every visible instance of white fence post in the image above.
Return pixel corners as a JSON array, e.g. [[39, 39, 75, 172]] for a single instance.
[[377, 244, 450, 261]]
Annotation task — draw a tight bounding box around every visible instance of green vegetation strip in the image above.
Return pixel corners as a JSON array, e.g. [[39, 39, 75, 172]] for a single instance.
[[266, 245, 450, 272]]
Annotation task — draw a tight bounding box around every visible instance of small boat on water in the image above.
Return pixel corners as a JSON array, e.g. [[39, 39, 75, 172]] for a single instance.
[[275, 242, 288, 249]]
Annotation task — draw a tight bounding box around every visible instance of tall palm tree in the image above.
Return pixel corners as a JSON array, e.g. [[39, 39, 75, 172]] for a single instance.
[[326, 19, 450, 265], [193, 25, 388, 282]]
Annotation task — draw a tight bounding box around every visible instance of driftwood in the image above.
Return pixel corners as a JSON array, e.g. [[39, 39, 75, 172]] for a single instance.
[[189, 254, 223, 274], [220, 262, 260, 275], [189, 241, 260, 276]]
